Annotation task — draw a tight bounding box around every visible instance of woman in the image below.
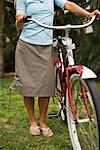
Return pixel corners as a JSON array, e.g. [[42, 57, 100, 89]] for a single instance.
[[11, 0, 100, 137]]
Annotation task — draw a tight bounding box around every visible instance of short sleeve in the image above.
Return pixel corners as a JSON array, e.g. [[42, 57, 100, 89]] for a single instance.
[[54, 0, 68, 10], [16, 0, 26, 14]]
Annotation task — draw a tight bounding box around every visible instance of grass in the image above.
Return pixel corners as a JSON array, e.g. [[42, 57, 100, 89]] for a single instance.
[[0, 78, 100, 150], [0, 78, 72, 150]]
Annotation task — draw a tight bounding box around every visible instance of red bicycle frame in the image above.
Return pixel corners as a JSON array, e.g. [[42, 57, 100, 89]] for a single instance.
[[56, 60, 92, 121]]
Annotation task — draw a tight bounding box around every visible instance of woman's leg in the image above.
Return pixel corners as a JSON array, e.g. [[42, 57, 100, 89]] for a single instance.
[[24, 96, 41, 135], [38, 97, 50, 127], [24, 96, 37, 126], [38, 97, 53, 137]]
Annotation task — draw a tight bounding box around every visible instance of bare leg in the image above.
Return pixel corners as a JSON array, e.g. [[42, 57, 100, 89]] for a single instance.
[[24, 96, 41, 135], [24, 96, 37, 126], [38, 97, 49, 127], [38, 97, 53, 137]]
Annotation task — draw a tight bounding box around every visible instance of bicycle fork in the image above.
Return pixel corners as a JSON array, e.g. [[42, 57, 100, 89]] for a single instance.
[[80, 79, 91, 120], [65, 66, 92, 122], [66, 67, 77, 121]]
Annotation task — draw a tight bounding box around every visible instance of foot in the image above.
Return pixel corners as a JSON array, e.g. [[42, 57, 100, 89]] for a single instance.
[[39, 122, 53, 137], [30, 122, 41, 136]]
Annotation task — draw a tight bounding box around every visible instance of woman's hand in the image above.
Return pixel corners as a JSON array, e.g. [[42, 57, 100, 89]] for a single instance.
[[15, 13, 26, 34], [16, 13, 25, 22], [89, 9, 100, 18]]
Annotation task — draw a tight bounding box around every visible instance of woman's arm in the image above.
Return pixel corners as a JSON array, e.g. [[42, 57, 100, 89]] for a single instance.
[[64, 1, 100, 18]]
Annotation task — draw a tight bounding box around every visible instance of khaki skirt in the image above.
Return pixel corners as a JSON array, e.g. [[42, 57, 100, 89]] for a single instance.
[[11, 39, 55, 97]]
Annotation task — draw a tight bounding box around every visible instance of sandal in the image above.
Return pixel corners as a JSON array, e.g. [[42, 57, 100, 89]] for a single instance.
[[30, 125, 41, 135], [40, 127, 53, 137]]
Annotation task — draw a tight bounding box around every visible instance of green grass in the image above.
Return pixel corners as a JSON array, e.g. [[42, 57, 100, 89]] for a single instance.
[[0, 78, 72, 150]]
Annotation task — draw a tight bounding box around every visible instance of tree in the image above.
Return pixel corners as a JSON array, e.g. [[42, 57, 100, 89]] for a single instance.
[[0, 0, 5, 77], [4, 0, 17, 73]]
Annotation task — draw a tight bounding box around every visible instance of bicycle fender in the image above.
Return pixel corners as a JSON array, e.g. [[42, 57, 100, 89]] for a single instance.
[[82, 66, 97, 79]]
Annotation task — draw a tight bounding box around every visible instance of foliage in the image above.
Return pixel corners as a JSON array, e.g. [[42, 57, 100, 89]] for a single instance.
[[90, 0, 100, 9], [4, 0, 17, 72], [76, 20, 100, 75], [4, 38, 17, 72], [74, 0, 100, 76], [0, 0, 5, 77]]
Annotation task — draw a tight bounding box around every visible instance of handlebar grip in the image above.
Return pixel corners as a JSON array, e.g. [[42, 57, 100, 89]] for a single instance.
[[23, 16, 32, 22]]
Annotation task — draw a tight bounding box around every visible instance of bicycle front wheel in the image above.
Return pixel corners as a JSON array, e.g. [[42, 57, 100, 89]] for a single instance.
[[66, 74, 100, 150]]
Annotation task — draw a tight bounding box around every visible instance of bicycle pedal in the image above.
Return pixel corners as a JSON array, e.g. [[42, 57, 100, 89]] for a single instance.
[[48, 113, 59, 119]]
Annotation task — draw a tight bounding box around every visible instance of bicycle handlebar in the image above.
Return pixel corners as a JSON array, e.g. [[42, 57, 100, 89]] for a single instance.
[[24, 15, 96, 30]]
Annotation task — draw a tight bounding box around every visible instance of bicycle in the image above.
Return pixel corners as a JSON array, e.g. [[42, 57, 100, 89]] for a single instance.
[[24, 15, 100, 150]]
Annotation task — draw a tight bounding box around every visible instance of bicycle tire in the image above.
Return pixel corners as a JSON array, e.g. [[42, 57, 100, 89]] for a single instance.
[[66, 73, 100, 150]]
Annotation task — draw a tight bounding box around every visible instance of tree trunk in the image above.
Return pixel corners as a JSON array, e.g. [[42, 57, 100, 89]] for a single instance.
[[0, 0, 4, 77]]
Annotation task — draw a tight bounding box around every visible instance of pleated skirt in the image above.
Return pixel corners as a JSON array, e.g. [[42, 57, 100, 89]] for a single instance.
[[11, 39, 55, 97]]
